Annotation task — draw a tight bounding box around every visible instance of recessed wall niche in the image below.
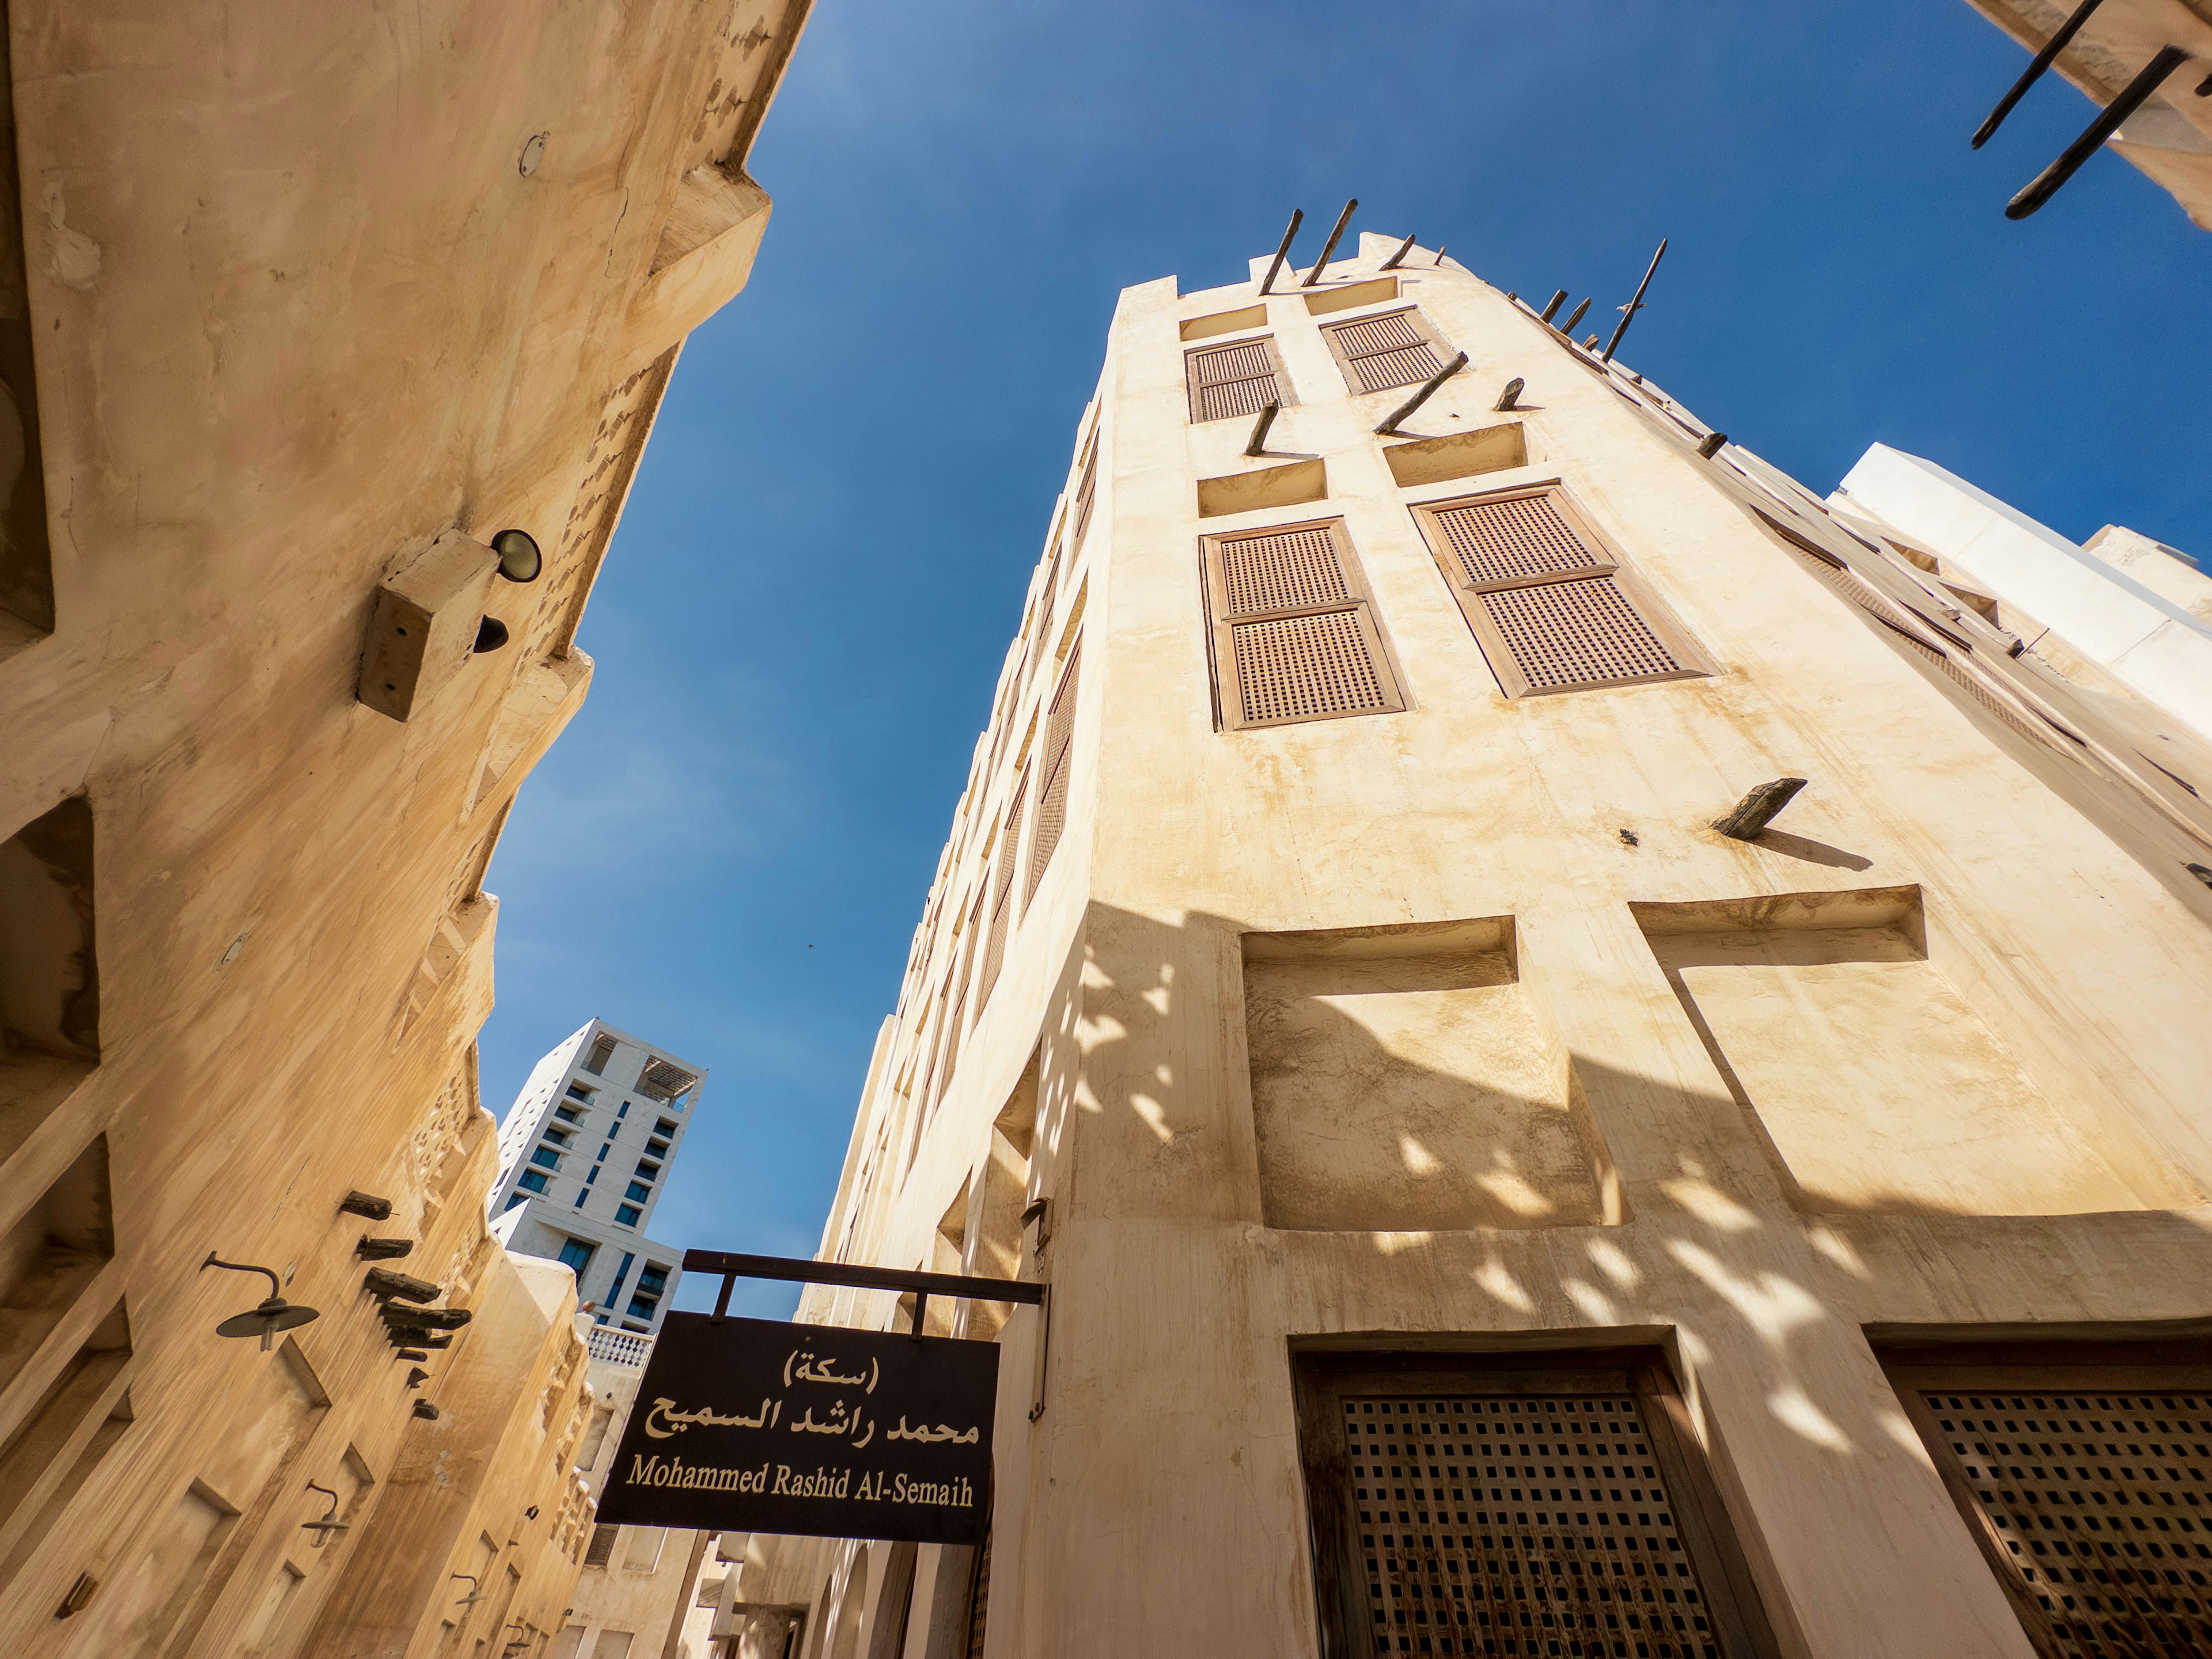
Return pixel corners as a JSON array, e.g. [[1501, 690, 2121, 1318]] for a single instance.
[[1241, 917, 1616, 1232], [1634, 885, 2185, 1216], [0, 795, 99, 1155]]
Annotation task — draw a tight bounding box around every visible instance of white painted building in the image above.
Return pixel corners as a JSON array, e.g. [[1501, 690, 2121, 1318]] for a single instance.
[[490, 1018, 706, 1333], [1832, 442, 2212, 747]]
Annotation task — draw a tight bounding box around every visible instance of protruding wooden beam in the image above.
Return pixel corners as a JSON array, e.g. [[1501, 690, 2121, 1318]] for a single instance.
[[1259, 210, 1304, 296], [1603, 238, 1667, 362], [2008, 45, 2189, 218], [1540, 289, 1568, 322], [1374, 351, 1468, 435], [1714, 778, 1807, 840], [1243, 401, 1281, 457], [1973, 0, 2106, 148], [1301, 198, 1358, 286], [1562, 297, 1590, 334], [1378, 230, 1418, 271], [1493, 378, 1525, 412]]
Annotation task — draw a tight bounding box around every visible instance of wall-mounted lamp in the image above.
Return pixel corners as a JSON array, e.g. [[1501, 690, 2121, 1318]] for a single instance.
[[490, 529, 543, 584], [525, 1506, 540, 1520], [300, 1482, 350, 1548], [201, 1253, 321, 1351], [472, 617, 511, 654]]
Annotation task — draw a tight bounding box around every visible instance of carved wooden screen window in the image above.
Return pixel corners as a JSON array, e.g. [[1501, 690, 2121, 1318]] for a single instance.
[[1073, 435, 1099, 547], [1200, 518, 1406, 732], [1321, 308, 1454, 395], [1888, 1354, 2212, 1659], [1411, 487, 1710, 699], [1187, 337, 1291, 423], [1024, 643, 1080, 910], [977, 770, 1028, 1010], [1294, 1353, 1777, 1659]]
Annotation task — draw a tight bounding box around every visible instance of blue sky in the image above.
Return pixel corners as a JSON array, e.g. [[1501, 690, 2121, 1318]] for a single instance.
[[479, 0, 2212, 1317]]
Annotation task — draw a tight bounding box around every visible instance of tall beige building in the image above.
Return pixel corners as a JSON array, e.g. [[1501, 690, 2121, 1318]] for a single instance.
[[724, 231, 2212, 1659], [0, 2, 809, 1655]]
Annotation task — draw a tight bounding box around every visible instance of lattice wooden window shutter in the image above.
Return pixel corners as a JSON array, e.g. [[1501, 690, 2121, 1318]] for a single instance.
[[978, 771, 1029, 1009], [1201, 518, 1407, 730], [1186, 337, 1290, 423], [1294, 1355, 1778, 1659], [1321, 307, 1453, 395], [1073, 436, 1099, 547], [1024, 644, 1080, 910], [1891, 1361, 2212, 1659], [1413, 486, 1710, 698]]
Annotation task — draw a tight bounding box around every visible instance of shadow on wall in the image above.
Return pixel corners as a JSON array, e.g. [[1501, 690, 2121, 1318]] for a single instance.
[[1056, 897, 2212, 1466]]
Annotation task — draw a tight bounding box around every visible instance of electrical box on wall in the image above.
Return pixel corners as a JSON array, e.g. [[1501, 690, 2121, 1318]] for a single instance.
[[357, 531, 498, 722]]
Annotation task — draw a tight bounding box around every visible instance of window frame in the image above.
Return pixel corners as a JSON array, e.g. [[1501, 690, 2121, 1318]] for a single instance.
[[1408, 483, 1714, 699], [1883, 1343, 2212, 1659], [1291, 1346, 1781, 1659], [1184, 333, 1297, 425], [1317, 305, 1456, 396], [1198, 514, 1409, 732]]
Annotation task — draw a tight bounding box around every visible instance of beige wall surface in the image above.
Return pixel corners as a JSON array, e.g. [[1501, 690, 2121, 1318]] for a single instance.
[[734, 231, 2212, 1659], [0, 0, 810, 1653]]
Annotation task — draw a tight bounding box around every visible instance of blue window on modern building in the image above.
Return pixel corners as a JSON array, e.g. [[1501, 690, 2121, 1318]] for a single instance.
[[518, 1169, 550, 1194], [615, 1203, 642, 1227], [625, 1181, 651, 1203], [557, 1237, 596, 1275], [529, 1146, 560, 1170], [608, 1252, 637, 1300], [502, 1191, 527, 1211]]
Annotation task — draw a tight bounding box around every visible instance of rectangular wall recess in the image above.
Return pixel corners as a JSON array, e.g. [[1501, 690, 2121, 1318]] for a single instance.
[[1303, 276, 1400, 317], [1197, 458, 1327, 520], [1242, 917, 1617, 1229], [1180, 305, 1267, 342], [1384, 424, 1527, 488]]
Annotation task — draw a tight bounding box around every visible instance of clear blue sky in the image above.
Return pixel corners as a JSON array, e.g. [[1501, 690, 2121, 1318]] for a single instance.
[[478, 0, 2212, 1318]]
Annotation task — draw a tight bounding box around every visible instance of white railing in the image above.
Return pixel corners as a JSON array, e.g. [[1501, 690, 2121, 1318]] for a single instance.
[[585, 1324, 654, 1370]]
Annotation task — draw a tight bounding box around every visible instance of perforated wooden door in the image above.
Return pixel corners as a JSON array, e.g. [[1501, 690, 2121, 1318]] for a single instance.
[[1200, 518, 1406, 730], [1325, 310, 1449, 393], [1188, 339, 1286, 422], [1893, 1367, 2212, 1659], [1411, 487, 1709, 699], [1296, 1355, 1776, 1659]]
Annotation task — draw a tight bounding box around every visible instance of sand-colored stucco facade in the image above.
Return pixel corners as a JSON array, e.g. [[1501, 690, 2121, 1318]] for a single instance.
[[0, 2, 810, 1654], [724, 233, 2212, 1659]]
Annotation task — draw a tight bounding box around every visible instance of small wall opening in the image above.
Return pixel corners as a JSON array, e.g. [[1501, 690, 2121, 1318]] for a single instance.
[[0, 19, 52, 652], [1302, 275, 1398, 317], [965, 1052, 1038, 1341], [1196, 458, 1327, 520], [0, 1296, 130, 1563], [1384, 422, 1528, 488], [1179, 304, 1266, 342], [0, 796, 99, 1154], [0, 1134, 113, 1393]]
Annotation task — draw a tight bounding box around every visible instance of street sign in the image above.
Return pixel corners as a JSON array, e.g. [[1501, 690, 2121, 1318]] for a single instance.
[[594, 1313, 998, 1544]]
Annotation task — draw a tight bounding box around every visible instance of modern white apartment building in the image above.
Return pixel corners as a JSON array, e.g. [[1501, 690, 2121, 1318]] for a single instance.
[[491, 1020, 706, 1334]]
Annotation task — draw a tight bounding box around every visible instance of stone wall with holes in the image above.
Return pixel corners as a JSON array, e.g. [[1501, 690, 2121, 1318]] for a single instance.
[[738, 230, 2212, 1659], [0, 0, 812, 1651]]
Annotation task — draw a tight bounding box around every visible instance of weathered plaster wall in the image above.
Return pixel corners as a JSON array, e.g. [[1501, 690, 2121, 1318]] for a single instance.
[[0, 0, 811, 1652]]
